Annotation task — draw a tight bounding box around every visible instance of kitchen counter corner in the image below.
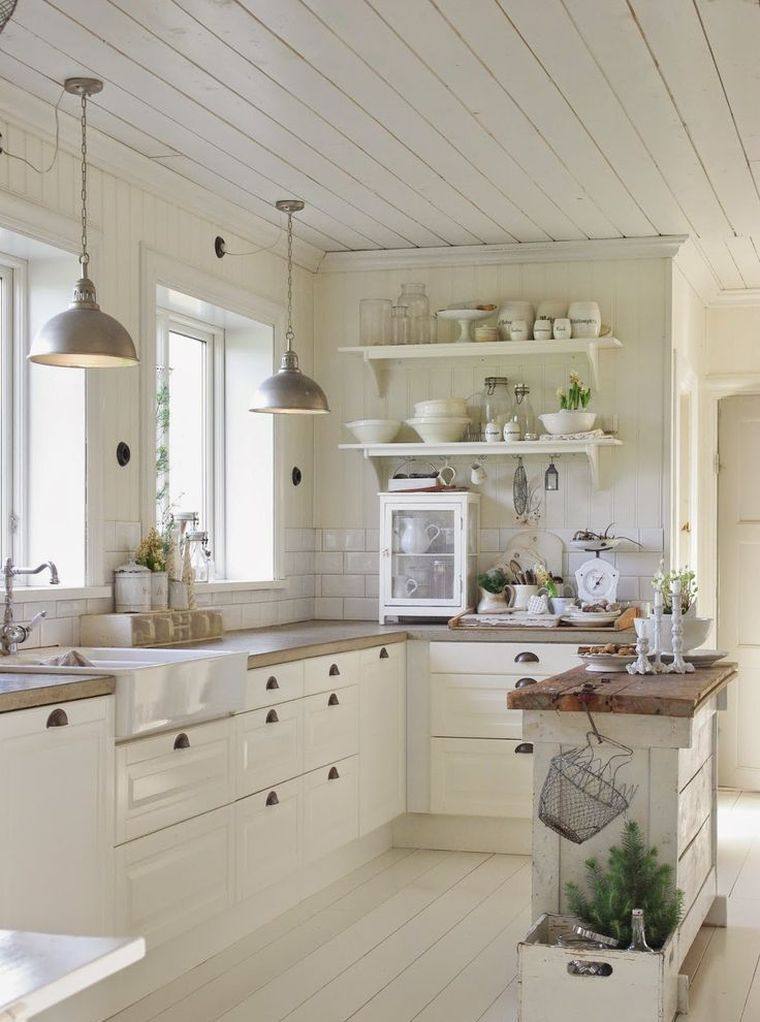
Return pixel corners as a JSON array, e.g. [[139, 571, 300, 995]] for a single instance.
[[0, 672, 115, 713]]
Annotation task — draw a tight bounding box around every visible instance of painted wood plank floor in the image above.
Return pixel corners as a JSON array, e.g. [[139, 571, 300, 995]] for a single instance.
[[111, 792, 760, 1022]]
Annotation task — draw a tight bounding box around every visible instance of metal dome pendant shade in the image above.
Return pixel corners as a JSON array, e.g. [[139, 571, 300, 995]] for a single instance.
[[250, 200, 329, 415], [29, 79, 138, 369]]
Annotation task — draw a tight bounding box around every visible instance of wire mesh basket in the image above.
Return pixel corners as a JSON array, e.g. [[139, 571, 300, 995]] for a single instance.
[[0, 0, 16, 34]]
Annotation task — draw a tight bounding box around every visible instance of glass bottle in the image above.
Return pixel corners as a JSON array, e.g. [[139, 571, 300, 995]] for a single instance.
[[484, 377, 512, 431], [359, 299, 392, 346], [465, 388, 486, 441], [391, 304, 411, 345], [396, 283, 430, 343], [627, 909, 653, 952], [514, 383, 538, 440]]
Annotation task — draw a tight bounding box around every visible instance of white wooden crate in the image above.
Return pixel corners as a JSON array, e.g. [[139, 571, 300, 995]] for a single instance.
[[518, 914, 681, 1022]]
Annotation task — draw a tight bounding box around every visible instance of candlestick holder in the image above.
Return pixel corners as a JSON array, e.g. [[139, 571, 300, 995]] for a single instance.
[[627, 633, 654, 675], [650, 590, 669, 674], [667, 578, 694, 674]]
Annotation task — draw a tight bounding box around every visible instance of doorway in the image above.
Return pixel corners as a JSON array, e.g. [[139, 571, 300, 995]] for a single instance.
[[718, 394, 760, 790]]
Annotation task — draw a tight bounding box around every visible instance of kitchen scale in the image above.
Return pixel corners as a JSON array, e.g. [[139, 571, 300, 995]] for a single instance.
[[575, 557, 620, 604]]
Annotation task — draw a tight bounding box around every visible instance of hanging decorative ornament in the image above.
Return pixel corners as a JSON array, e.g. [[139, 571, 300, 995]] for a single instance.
[[250, 200, 329, 415], [29, 79, 139, 368], [513, 457, 528, 518], [544, 460, 559, 491]]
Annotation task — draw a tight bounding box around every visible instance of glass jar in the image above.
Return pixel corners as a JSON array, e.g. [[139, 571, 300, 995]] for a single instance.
[[396, 283, 430, 343], [484, 376, 513, 431], [514, 383, 538, 440], [391, 304, 411, 345], [359, 299, 392, 346], [465, 388, 486, 441]]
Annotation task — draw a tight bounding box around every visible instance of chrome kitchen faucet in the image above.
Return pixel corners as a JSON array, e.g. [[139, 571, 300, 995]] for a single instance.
[[2, 557, 60, 655]]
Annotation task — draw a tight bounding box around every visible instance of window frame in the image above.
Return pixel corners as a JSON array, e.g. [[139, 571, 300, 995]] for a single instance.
[[0, 253, 29, 569]]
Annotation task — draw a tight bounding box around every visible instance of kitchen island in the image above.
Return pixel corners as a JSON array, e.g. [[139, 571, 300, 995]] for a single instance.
[[508, 663, 737, 972]]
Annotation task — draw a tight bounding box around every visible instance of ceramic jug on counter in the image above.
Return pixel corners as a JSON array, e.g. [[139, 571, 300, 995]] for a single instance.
[[396, 516, 441, 555]]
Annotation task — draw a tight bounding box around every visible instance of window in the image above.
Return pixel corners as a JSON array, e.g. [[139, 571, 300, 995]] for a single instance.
[[155, 295, 275, 582]]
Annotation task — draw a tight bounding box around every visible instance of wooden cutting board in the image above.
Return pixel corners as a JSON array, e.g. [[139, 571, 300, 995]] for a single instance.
[[497, 530, 564, 580]]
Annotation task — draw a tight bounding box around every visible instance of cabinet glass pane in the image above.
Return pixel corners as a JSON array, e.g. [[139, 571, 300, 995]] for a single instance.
[[391, 508, 456, 602]]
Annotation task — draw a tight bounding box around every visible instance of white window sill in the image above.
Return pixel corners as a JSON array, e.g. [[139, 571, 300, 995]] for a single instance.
[[198, 580, 287, 593], [12, 585, 112, 603]]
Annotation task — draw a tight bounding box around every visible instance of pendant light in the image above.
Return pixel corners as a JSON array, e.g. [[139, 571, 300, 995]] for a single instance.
[[29, 78, 138, 368], [250, 200, 329, 414]]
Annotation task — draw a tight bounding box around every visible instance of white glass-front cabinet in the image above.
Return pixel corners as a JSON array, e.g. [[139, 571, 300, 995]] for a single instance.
[[379, 492, 480, 623]]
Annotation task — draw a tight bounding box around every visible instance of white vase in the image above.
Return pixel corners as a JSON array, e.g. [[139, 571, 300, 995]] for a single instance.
[[477, 588, 509, 614]]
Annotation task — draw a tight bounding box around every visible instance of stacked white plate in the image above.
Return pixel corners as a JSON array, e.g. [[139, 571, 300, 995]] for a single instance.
[[562, 609, 621, 627], [407, 398, 470, 443]]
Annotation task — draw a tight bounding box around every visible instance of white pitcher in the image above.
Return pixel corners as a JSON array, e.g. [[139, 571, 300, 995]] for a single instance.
[[396, 516, 441, 554]]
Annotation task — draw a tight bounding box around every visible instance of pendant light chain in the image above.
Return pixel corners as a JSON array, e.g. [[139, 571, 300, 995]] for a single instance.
[[79, 90, 89, 275], [285, 210, 294, 353]]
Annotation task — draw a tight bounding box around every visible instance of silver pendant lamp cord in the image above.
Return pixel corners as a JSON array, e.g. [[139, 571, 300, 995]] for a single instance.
[[79, 90, 89, 277], [285, 209, 294, 354]]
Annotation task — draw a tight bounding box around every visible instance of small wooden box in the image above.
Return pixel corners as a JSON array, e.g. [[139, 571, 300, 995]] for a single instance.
[[518, 914, 680, 1022]]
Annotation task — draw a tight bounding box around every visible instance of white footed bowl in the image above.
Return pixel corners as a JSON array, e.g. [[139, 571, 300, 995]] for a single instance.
[[345, 419, 401, 443], [539, 410, 597, 435], [414, 397, 468, 418]]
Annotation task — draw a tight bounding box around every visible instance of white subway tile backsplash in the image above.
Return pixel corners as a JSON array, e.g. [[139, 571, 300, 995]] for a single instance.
[[56, 600, 88, 619], [365, 529, 380, 552], [115, 521, 141, 553], [323, 528, 365, 552], [344, 551, 378, 574], [365, 574, 379, 598], [315, 551, 344, 574], [343, 598, 377, 621], [220, 605, 243, 630], [479, 529, 500, 553], [615, 552, 663, 577], [40, 616, 75, 648], [321, 574, 365, 598], [315, 597, 342, 619]]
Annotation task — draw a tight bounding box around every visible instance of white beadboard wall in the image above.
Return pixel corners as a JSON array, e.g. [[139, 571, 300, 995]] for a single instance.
[[0, 108, 317, 632], [314, 256, 673, 618]]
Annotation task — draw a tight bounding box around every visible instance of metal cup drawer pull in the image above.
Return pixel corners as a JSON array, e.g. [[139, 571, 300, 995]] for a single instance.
[[567, 960, 613, 977], [328, 663, 341, 676], [265, 790, 279, 806], [265, 709, 279, 724], [265, 676, 279, 691], [379, 647, 389, 659], [46, 708, 68, 728], [515, 677, 537, 689], [328, 765, 340, 780], [173, 732, 190, 750], [327, 692, 340, 706], [514, 651, 539, 663], [514, 742, 534, 754]]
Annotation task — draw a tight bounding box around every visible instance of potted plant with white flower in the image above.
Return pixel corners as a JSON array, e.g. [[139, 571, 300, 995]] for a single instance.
[[540, 372, 597, 435]]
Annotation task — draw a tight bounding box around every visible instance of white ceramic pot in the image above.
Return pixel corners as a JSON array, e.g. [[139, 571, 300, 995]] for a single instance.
[[533, 319, 552, 341], [503, 418, 522, 442], [539, 410, 597, 435], [484, 421, 502, 443], [635, 613, 711, 653], [497, 300, 535, 341], [413, 397, 468, 418], [151, 571, 168, 610], [509, 320, 530, 342], [477, 588, 509, 614], [114, 560, 151, 614], [553, 318, 572, 340], [406, 416, 469, 443], [568, 301, 601, 339], [345, 419, 401, 443]]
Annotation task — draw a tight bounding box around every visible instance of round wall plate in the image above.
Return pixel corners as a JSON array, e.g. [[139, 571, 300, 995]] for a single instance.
[[575, 558, 620, 604]]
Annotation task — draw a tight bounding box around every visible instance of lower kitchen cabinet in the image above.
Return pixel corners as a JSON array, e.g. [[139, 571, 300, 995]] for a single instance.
[[234, 700, 304, 798], [431, 672, 524, 740], [0, 696, 114, 936], [359, 643, 405, 834], [303, 684, 359, 772], [303, 756, 359, 862], [235, 778, 302, 901], [430, 738, 533, 818], [115, 805, 235, 947]]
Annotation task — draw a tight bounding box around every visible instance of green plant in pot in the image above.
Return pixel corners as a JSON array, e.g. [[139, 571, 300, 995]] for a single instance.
[[565, 820, 683, 950], [476, 567, 509, 614], [135, 527, 169, 610]]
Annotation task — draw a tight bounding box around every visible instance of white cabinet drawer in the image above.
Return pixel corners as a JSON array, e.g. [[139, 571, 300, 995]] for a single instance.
[[234, 702, 304, 798], [235, 778, 302, 901], [303, 756, 359, 862], [115, 719, 233, 844], [431, 673, 524, 740], [429, 641, 581, 677], [244, 661, 304, 711], [115, 805, 234, 947], [304, 650, 360, 695], [303, 685, 359, 772], [430, 738, 533, 818]]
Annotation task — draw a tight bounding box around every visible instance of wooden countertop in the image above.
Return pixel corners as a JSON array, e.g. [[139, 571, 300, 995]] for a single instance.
[[0, 672, 115, 713], [507, 662, 737, 718]]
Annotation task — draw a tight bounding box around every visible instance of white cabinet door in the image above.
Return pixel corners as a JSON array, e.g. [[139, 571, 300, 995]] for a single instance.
[[359, 643, 406, 835], [302, 757, 359, 863], [0, 696, 113, 935], [115, 719, 233, 843], [235, 778, 302, 901], [431, 673, 524, 740], [234, 701, 304, 798], [303, 685, 359, 772], [115, 805, 234, 947], [430, 738, 533, 818]]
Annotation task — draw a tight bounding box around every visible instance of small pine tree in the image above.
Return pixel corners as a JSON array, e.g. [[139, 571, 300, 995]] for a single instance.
[[564, 820, 684, 949]]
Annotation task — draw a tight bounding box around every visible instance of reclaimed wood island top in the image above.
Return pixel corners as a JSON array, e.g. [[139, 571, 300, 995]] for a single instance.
[[507, 662, 737, 718]]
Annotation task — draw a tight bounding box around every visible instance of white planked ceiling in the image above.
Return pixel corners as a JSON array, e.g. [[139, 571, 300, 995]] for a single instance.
[[2, 0, 760, 289]]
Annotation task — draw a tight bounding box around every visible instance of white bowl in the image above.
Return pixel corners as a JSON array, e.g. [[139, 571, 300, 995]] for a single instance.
[[345, 419, 401, 443], [414, 397, 468, 418], [568, 301, 601, 339], [635, 615, 712, 654], [540, 410, 597, 435], [406, 416, 470, 443]]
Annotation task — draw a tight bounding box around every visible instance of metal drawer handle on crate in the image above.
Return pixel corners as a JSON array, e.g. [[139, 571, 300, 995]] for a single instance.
[[379, 647, 389, 659], [173, 732, 190, 750], [327, 692, 340, 706], [567, 960, 613, 977], [515, 677, 537, 688], [329, 663, 341, 676], [514, 743, 534, 754], [328, 766, 340, 780], [265, 790, 279, 806], [514, 651, 539, 663], [46, 708, 68, 728]]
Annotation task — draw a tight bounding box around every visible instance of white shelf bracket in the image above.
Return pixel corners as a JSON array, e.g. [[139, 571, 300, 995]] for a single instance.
[[587, 341, 601, 391], [362, 450, 385, 487], [364, 353, 388, 398]]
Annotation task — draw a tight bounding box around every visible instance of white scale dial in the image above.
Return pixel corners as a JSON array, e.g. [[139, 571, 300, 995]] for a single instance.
[[575, 558, 620, 604]]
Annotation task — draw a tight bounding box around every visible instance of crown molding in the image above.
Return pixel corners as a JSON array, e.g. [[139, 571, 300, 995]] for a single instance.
[[708, 288, 760, 308], [319, 235, 688, 273], [0, 83, 324, 273]]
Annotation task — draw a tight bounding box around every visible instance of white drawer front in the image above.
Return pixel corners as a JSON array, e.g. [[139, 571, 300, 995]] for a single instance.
[[304, 650, 360, 695], [115, 719, 233, 844], [234, 702, 304, 798], [244, 661, 304, 711], [115, 805, 234, 947], [431, 673, 524, 740], [429, 641, 581, 677], [359, 642, 404, 669], [303, 685, 359, 772], [235, 778, 302, 901], [303, 756, 359, 862], [430, 738, 533, 818]]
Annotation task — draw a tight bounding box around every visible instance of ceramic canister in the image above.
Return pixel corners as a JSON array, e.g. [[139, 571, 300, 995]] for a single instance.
[[497, 300, 535, 341], [114, 560, 152, 613], [553, 317, 572, 340], [568, 301, 601, 339]]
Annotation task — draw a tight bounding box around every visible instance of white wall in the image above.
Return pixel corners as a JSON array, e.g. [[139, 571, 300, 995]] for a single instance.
[[314, 254, 673, 618]]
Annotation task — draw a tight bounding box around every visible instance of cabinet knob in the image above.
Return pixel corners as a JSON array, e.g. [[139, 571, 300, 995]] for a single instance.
[[266, 709, 279, 724], [265, 790, 279, 806], [515, 677, 537, 689], [514, 742, 534, 754], [327, 692, 340, 706], [266, 676, 279, 690], [46, 708, 68, 728], [328, 663, 341, 676], [514, 651, 539, 663], [328, 766, 340, 780], [173, 732, 190, 750], [379, 647, 389, 659]]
